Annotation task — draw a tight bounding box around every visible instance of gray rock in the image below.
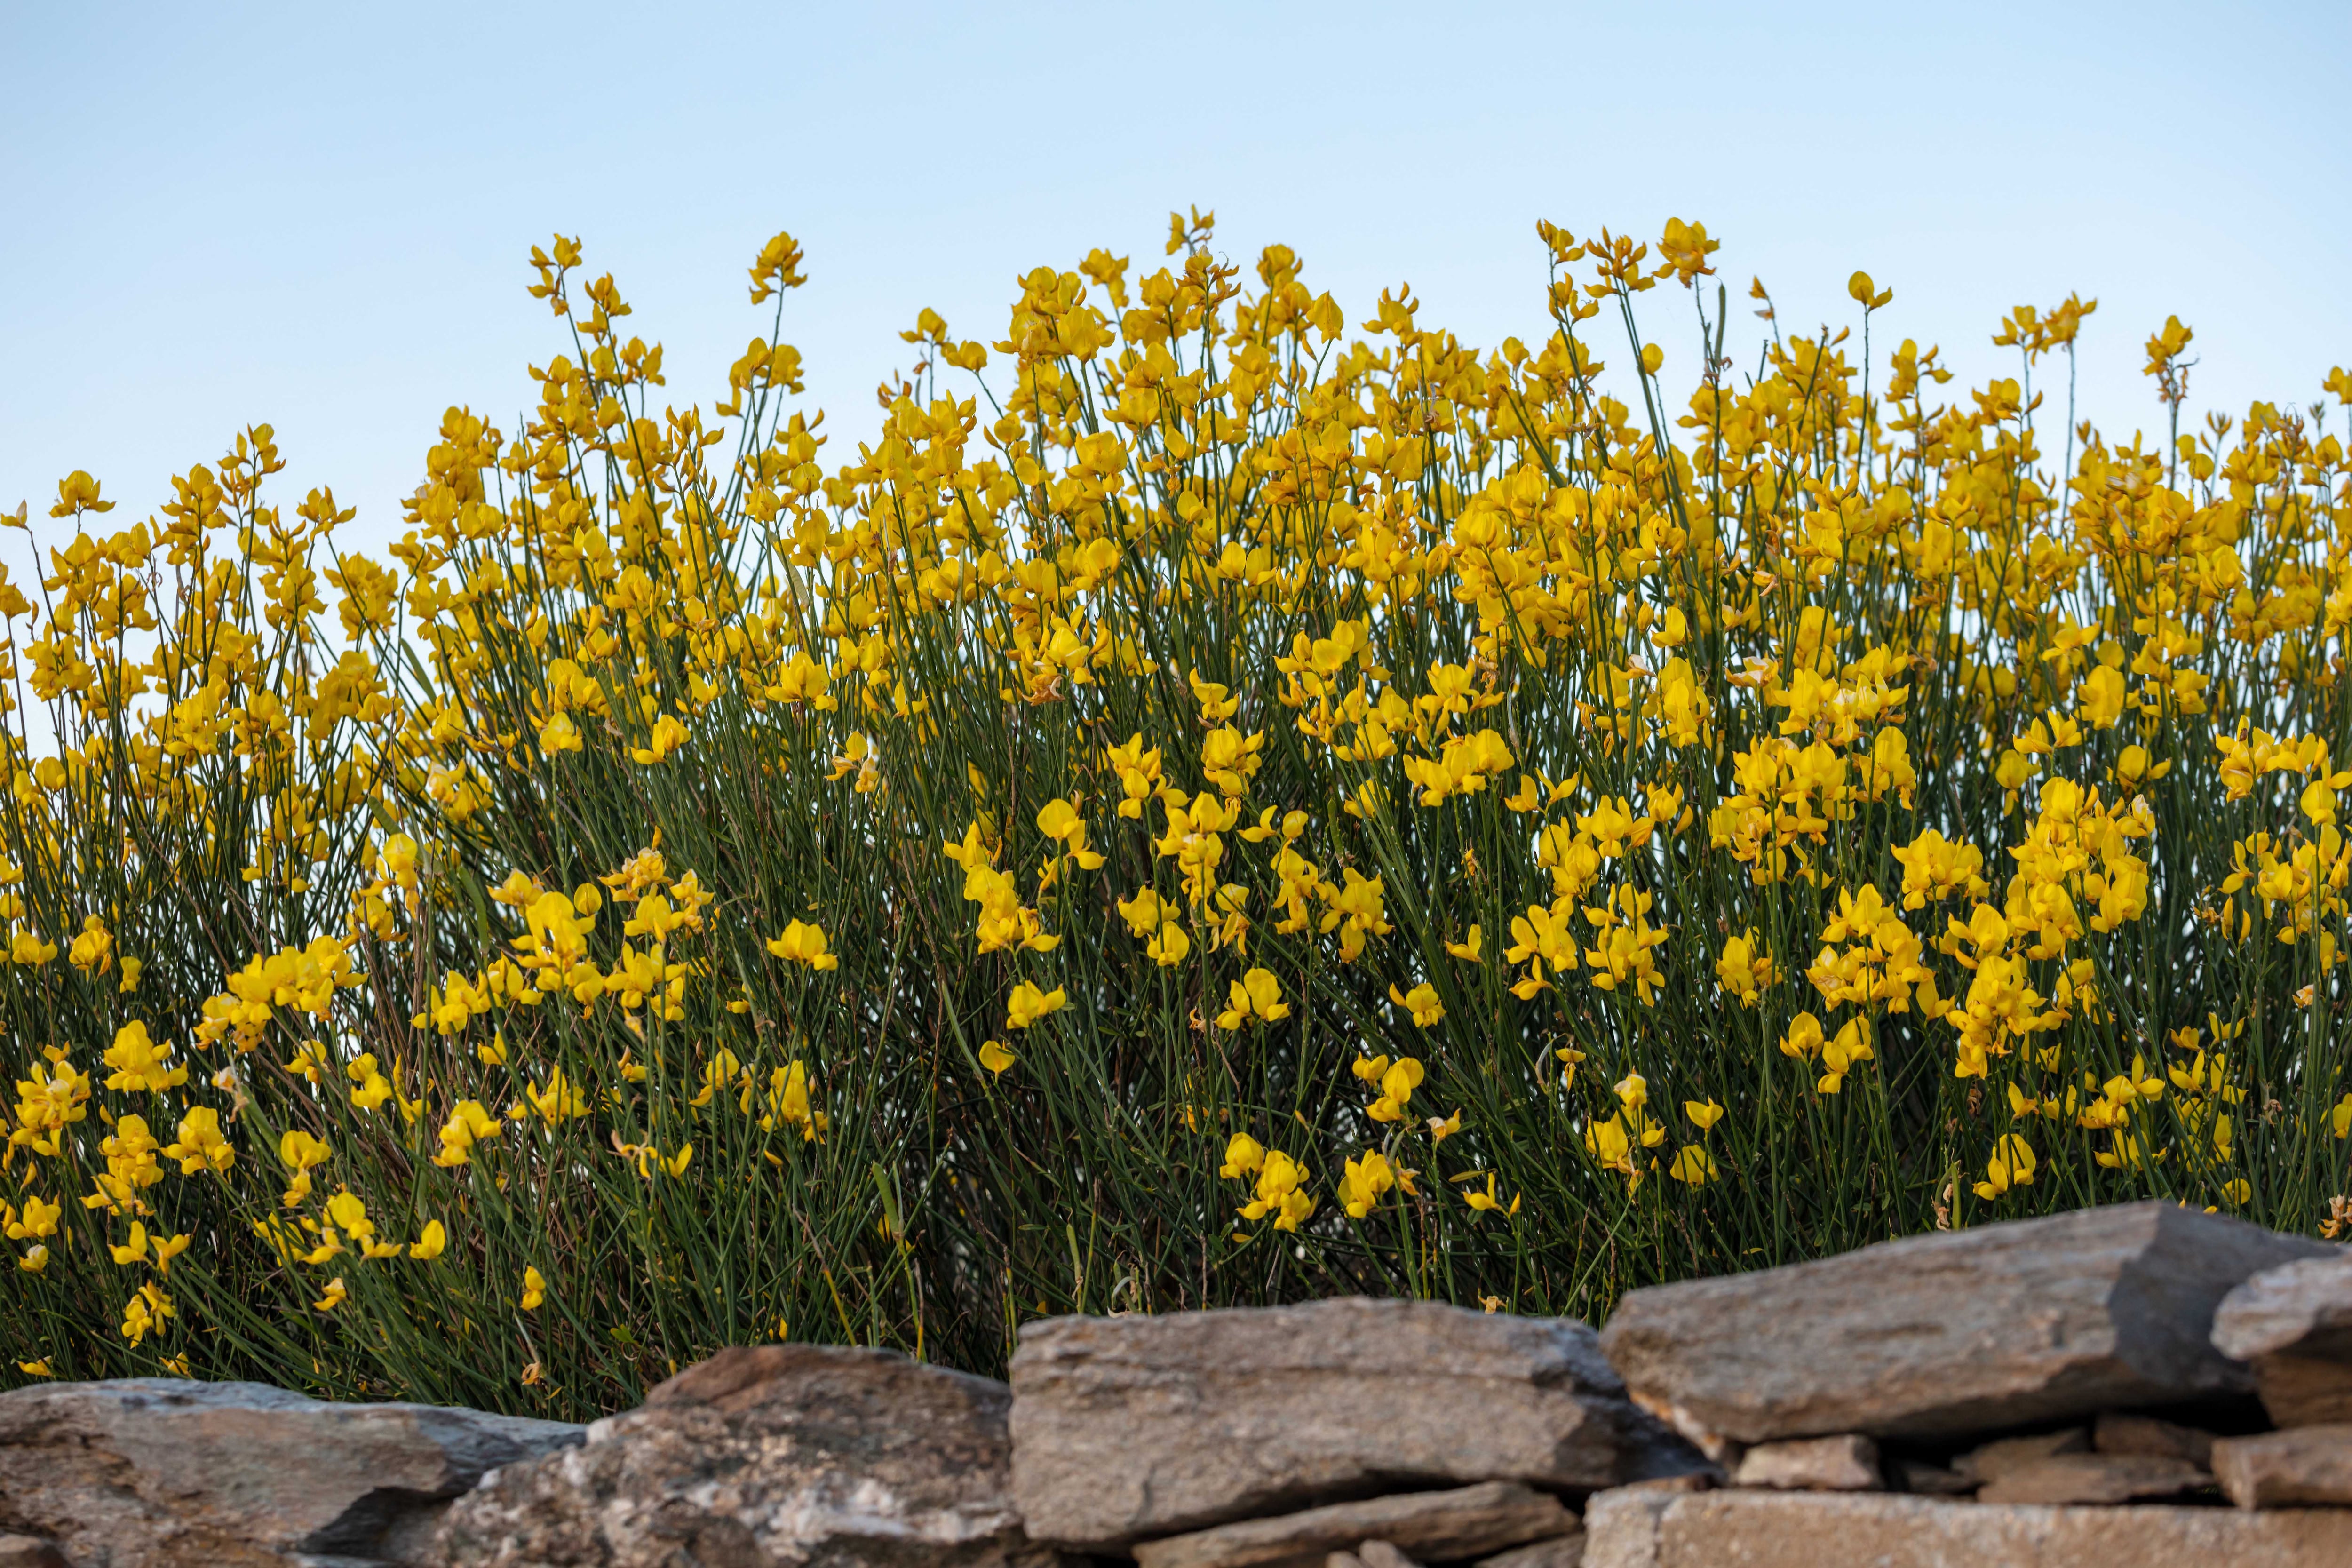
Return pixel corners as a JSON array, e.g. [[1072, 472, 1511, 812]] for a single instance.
[[1584, 1489, 2352, 1568], [2093, 1411, 2216, 1465], [2212, 1424, 2352, 1508], [1599, 1203, 2328, 1444], [1472, 1533, 1584, 1568], [0, 1377, 581, 1568], [1010, 1299, 1673, 1550], [0, 1538, 65, 1568], [1731, 1435, 1879, 1491], [430, 1344, 1055, 1568], [1356, 1542, 1420, 1568], [2212, 1252, 2352, 1426], [1974, 1453, 2210, 1505], [1953, 1428, 2089, 1484], [1129, 1483, 1575, 1568]]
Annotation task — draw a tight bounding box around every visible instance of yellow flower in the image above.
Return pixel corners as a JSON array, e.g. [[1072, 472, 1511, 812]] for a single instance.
[[1973, 1133, 2037, 1200], [1219, 1132, 1266, 1178], [121, 1282, 174, 1343], [1684, 1098, 1725, 1132], [1444, 926, 1484, 963], [1216, 967, 1289, 1029], [1463, 1172, 1522, 1216], [312, 1277, 348, 1313], [1238, 1150, 1315, 1231], [17, 1359, 51, 1377], [164, 1107, 235, 1174], [1004, 979, 1067, 1029], [5, 1194, 60, 1241], [1388, 981, 1444, 1027], [538, 712, 584, 754], [102, 1020, 186, 1095], [1667, 1145, 1718, 1186], [1338, 1150, 1398, 1218], [410, 1220, 447, 1260], [1366, 1057, 1424, 1122], [766, 919, 840, 971], [433, 1100, 501, 1167], [978, 1039, 1017, 1076], [111, 1221, 150, 1266], [521, 1266, 547, 1311]]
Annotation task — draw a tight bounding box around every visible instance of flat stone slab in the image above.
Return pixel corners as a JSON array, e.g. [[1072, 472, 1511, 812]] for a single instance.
[[1953, 1429, 2087, 1484], [0, 1377, 581, 1568], [1582, 1488, 2352, 1567], [1973, 1453, 2209, 1504], [1011, 1299, 1663, 1549], [2091, 1412, 2215, 1464], [2212, 1423, 2352, 1508], [1731, 1435, 1880, 1491], [431, 1344, 1052, 1568], [2212, 1252, 2352, 1426], [1599, 1202, 2328, 1443], [1130, 1482, 1575, 1568]]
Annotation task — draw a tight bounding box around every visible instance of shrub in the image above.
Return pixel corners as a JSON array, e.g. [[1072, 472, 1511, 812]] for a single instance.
[[6, 216, 2352, 1417]]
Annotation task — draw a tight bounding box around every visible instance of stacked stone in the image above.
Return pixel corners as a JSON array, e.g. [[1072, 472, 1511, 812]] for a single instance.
[[5, 1200, 2352, 1566], [1588, 1200, 2352, 1564], [1006, 1297, 1695, 1568]]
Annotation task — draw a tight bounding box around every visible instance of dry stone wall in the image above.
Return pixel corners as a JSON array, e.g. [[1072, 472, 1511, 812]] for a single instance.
[[5, 1199, 2352, 1567]]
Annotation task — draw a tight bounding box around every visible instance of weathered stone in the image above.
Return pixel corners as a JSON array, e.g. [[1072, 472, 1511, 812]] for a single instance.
[[1731, 1435, 1879, 1492], [1974, 1453, 2209, 1504], [0, 1377, 580, 1568], [1010, 1299, 1675, 1549], [2092, 1411, 2215, 1464], [1892, 1460, 1975, 1496], [1129, 1483, 1576, 1568], [1472, 1531, 1585, 1568], [1951, 1428, 2088, 1484], [1582, 1488, 2352, 1567], [1580, 1490, 1677, 1568], [1357, 1541, 1420, 1568], [1598, 1202, 2329, 1444], [431, 1343, 1054, 1568], [2212, 1251, 2352, 1425], [2212, 1424, 2352, 1508], [1327, 1555, 1368, 1568], [0, 1538, 65, 1568]]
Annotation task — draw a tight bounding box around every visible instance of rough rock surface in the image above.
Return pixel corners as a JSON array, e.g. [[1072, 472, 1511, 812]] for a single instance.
[[0, 1377, 581, 1568], [2091, 1412, 2215, 1464], [1580, 1488, 2352, 1567], [1598, 1203, 2326, 1444], [2211, 1251, 2352, 1426], [2211, 1424, 2352, 1508], [430, 1343, 1053, 1568], [1952, 1428, 2087, 1484], [1129, 1482, 1574, 1568], [1011, 1299, 1686, 1550], [1972, 1453, 2209, 1505], [1471, 1531, 1585, 1568], [0, 1538, 65, 1568], [1730, 1435, 1879, 1491]]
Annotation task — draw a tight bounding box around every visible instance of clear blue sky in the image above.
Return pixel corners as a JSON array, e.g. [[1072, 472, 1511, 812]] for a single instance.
[[5, 2, 2348, 566]]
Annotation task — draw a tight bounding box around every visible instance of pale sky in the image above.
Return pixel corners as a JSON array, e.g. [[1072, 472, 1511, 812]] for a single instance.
[[5, 2, 2349, 570]]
